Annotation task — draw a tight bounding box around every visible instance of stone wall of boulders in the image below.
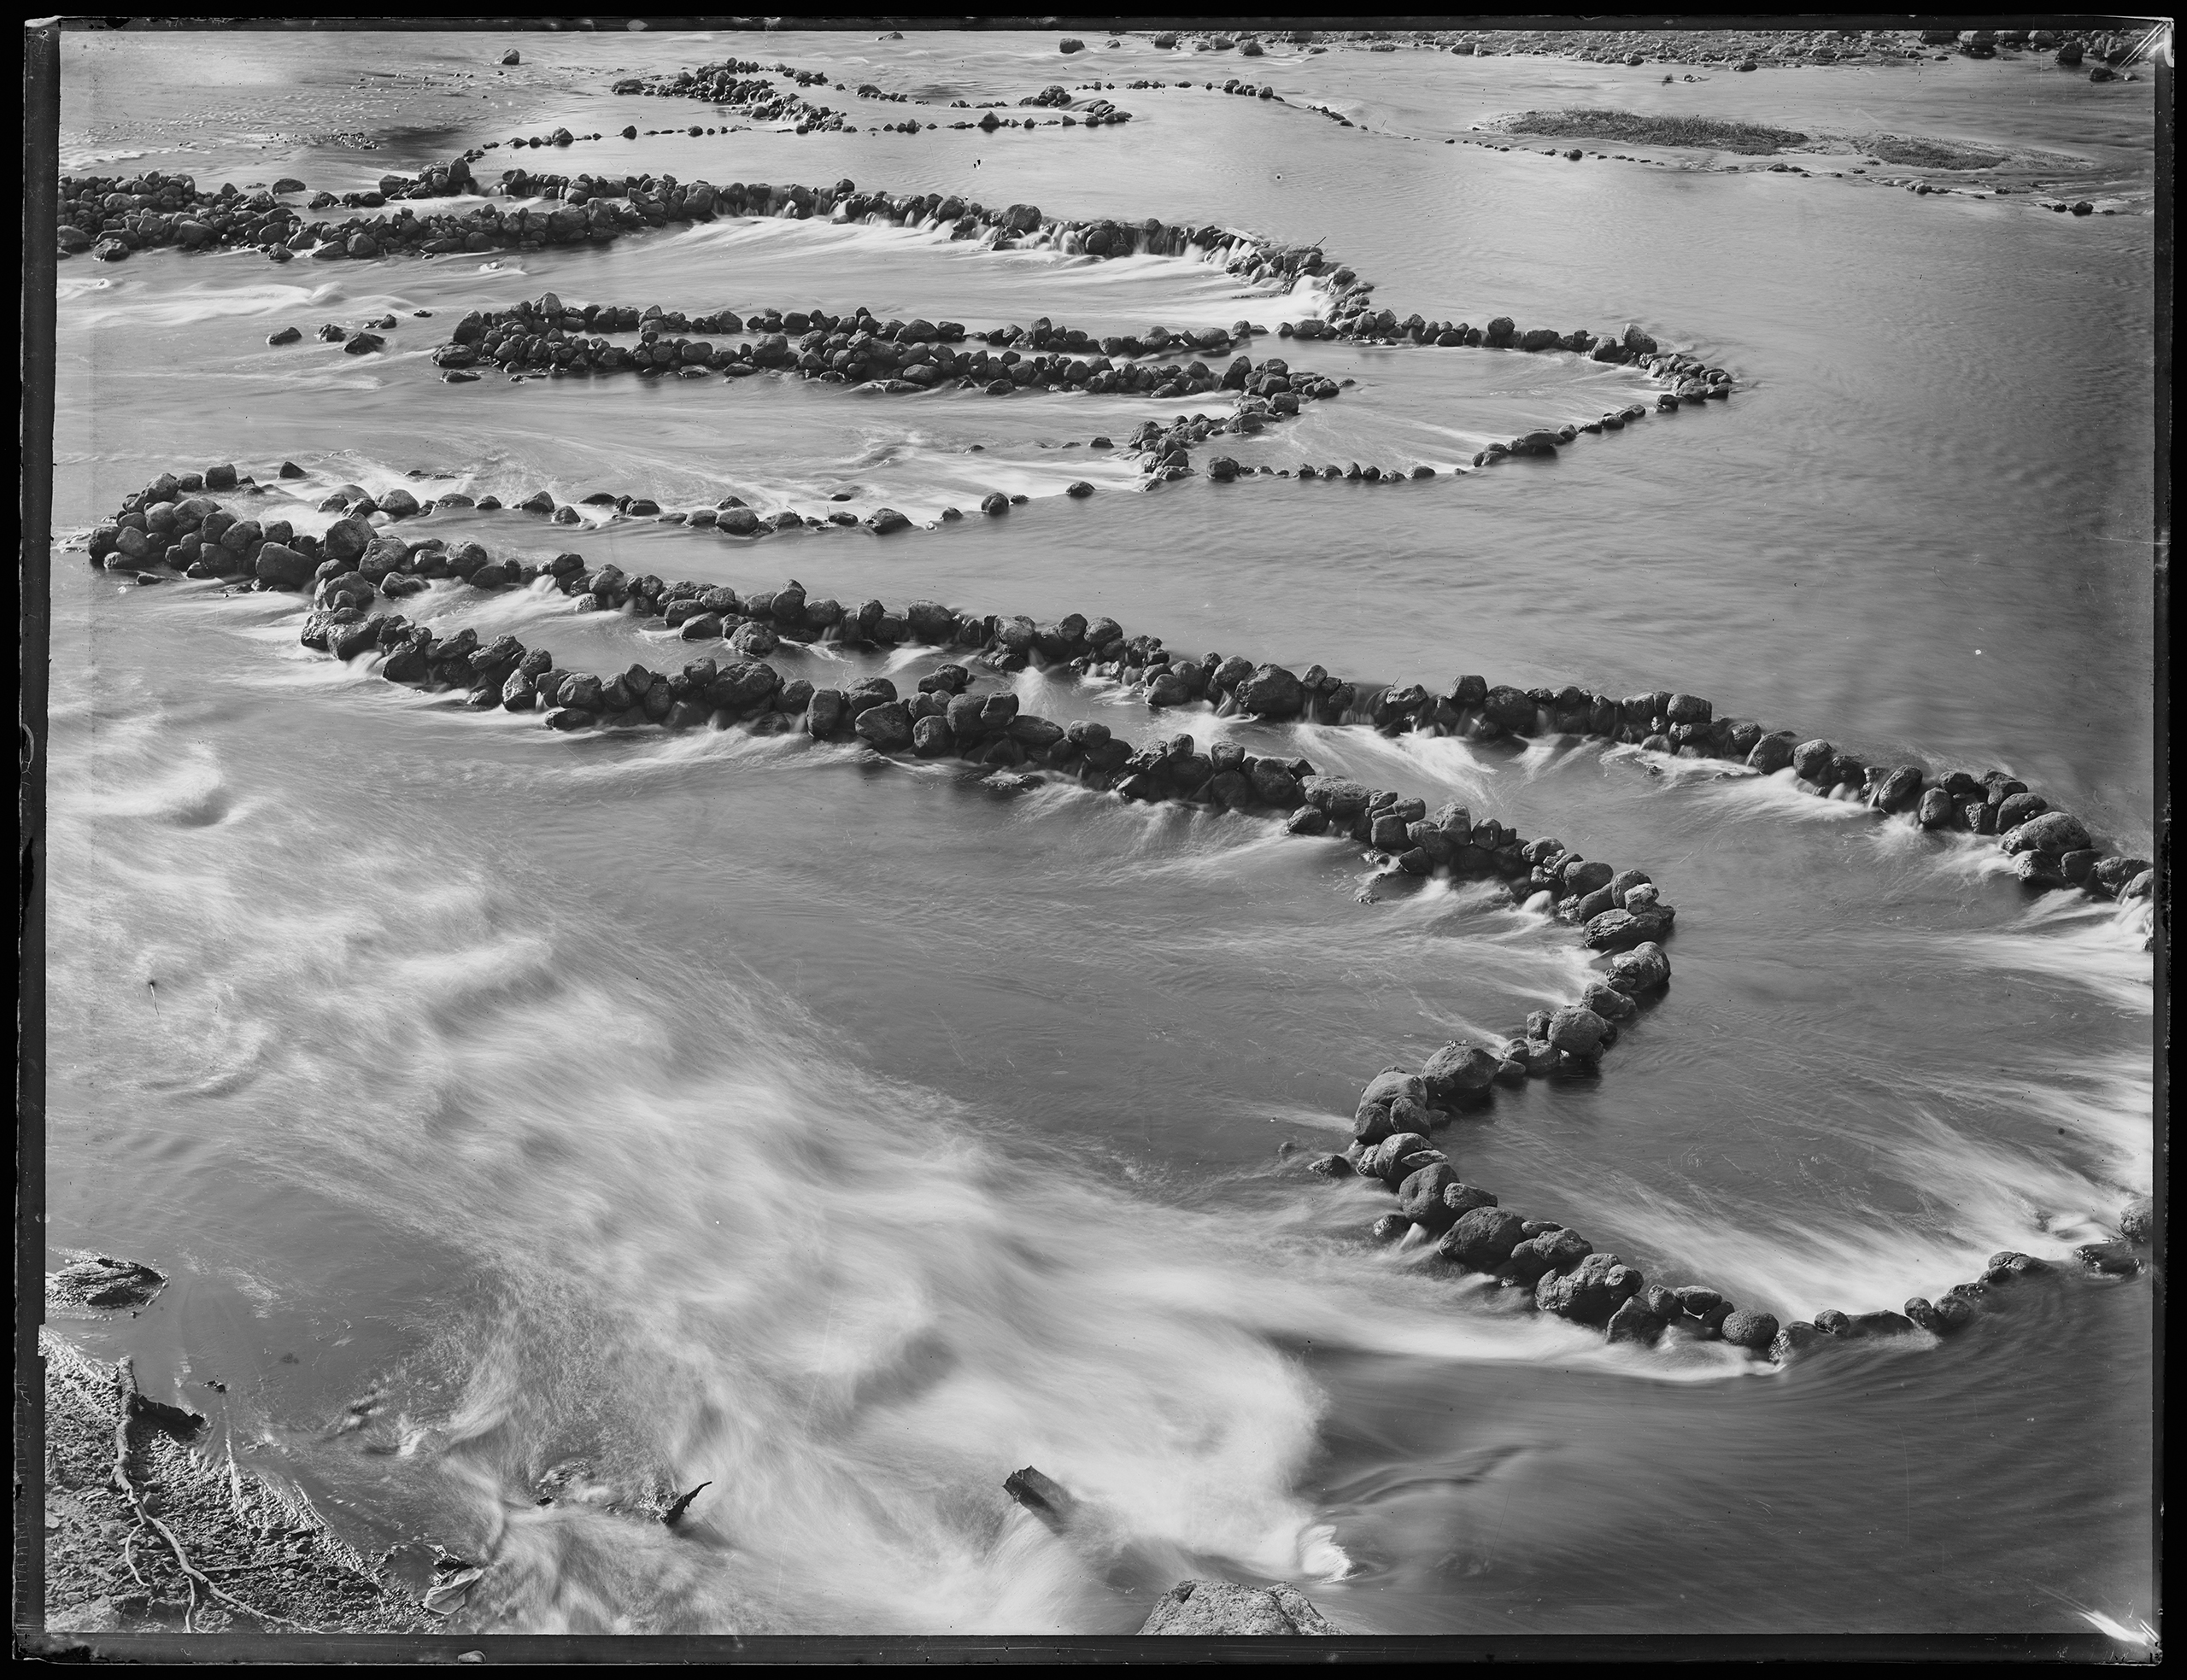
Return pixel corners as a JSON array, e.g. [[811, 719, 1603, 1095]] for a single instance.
[[426, 291, 1344, 429], [56, 154, 660, 265], [85, 466, 1677, 939], [609, 57, 1135, 131], [58, 155, 1745, 422], [78, 460, 2158, 1358], [1074, 621, 2149, 908], [1331, 1109, 2149, 1361], [611, 58, 853, 130], [87, 460, 2143, 916], [87, 460, 1068, 540], [1210, 26, 2143, 73]]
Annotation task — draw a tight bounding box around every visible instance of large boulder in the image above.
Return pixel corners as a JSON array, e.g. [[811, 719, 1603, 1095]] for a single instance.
[[1583, 906, 1674, 951], [1747, 734, 1796, 773], [1420, 1042, 1498, 1107], [1398, 1167, 1496, 1232], [1545, 1006, 1609, 1059], [1139, 1580, 1337, 1636], [1361, 1133, 1442, 1186], [1534, 1252, 1643, 1326], [1300, 776, 1372, 818], [1721, 1308, 1779, 1350], [1604, 942, 1671, 994], [2000, 810, 2092, 858], [1436, 1205, 1527, 1269], [1395, 1162, 1461, 1226], [1605, 1295, 1668, 1345], [321, 515, 376, 563], [254, 543, 314, 588], [1502, 1226, 1590, 1287], [1481, 684, 1536, 734], [1239, 664, 1304, 716], [1873, 765, 1924, 813]]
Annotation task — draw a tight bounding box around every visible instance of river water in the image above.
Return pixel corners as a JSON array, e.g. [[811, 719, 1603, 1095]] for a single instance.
[[46, 29, 2159, 1637]]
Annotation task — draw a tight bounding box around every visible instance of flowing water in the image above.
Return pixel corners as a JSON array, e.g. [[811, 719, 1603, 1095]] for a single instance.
[[46, 29, 2159, 1637]]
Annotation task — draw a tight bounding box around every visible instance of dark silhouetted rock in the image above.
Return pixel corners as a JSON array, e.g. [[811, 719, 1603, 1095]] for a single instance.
[[1721, 1308, 1779, 1350], [1535, 1253, 1643, 1326], [1604, 942, 1672, 994], [1421, 1042, 1498, 1107], [2000, 811, 2092, 858], [1436, 1205, 1526, 1269], [1605, 1295, 1668, 1345]]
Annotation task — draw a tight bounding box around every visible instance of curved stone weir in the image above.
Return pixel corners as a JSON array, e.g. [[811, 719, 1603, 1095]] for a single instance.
[[609, 57, 1136, 129], [428, 294, 1336, 405], [55, 153, 1750, 431], [1323, 1121, 2149, 1362], [1088, 663, 2152, 910], [612, 59, 852, 131], [85, 462, 2147, 913], [58, 157, 1744, 413], [91, 461, 1082, 544], [82, 483, 1674, 954], [74, 478, 2155, 1371], [422, 295, 1704, 482], [80, 482, 1690, 1123]]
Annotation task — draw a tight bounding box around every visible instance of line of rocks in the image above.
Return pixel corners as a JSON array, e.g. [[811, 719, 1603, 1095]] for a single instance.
[[1300, 26, 2134, 72], [83, 467, 1670, 928], [608, 58, 859, 132], [56, 153, 639, 265], [1127, 389, 1677, 486], [61, 155, 1735, 407], [91, 460, 2140, 913], [610, 58, 1135, 131], [85, 460, 1078, 550], [428, 293, 1342, 425], [118, 532, 2159, 1370], [1327, 1101, 2150, 1361], [62, 156, 858, 266], [81, 468, 2156, 1361], [484, 168, 1299, 275], [1082, 643, 2149, 908], [308, 600, 1683, 1133]]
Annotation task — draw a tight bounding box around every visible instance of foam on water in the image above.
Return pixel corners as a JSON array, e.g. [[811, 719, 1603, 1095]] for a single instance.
[[130, 860, 1387, 1625], [1692, 764, 1885, 823], [1920, 895, 2153, 1015]]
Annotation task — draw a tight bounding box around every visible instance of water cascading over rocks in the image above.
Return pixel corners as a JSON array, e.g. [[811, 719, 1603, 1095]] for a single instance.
[[86, 464, 2150, 916], [73, 461, 2159, 1369]]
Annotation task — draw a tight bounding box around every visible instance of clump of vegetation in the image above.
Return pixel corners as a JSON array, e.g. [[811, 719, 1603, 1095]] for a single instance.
[[1503, 108, 1810, 153], [1862, 133, 2008, 169]]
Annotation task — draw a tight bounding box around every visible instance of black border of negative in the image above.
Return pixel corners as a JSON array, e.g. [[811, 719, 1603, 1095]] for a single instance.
[[14, 11, 2172, 1665]]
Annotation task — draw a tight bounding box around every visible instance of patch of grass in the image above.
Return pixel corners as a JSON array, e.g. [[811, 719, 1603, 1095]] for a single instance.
[[1862, 133, 2008, 169], [1502, 108, 1809, 153]]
